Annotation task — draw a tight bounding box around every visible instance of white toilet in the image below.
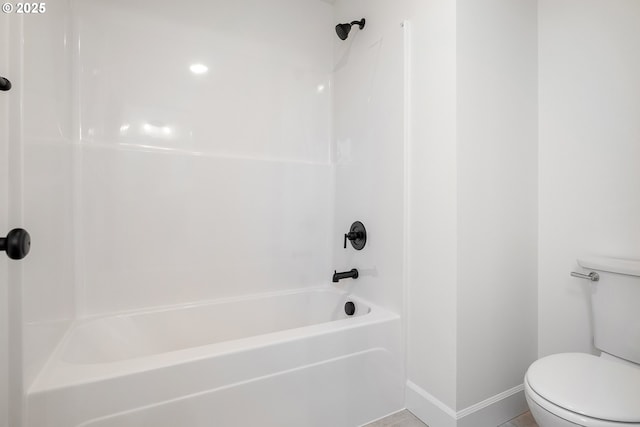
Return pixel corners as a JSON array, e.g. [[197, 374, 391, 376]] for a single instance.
[[525, 256, 640, 427]]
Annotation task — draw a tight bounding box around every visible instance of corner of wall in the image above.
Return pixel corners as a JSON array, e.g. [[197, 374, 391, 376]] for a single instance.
[[405, 0, 459, 415], [406, 381, 528, 427]]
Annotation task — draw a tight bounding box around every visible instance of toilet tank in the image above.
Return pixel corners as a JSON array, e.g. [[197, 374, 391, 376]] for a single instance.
[[578, 256, 640, 364]]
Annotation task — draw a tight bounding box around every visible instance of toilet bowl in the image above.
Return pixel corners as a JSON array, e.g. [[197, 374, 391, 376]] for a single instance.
[[524, 353, 640, 427]]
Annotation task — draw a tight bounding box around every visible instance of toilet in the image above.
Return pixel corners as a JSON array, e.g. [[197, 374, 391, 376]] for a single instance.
[[525, 256, 640, 427]]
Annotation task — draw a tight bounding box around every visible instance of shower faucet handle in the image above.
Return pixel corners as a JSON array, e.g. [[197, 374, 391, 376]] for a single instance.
[[344, 231, 358, 248], [343, 221, 367, 250]]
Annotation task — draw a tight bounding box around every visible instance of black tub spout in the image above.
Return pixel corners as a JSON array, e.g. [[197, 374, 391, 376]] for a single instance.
[[332, 269, 359, 283]]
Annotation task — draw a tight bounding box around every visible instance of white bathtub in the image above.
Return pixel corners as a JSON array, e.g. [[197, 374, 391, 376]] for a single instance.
[[27, 287, 404, 427]]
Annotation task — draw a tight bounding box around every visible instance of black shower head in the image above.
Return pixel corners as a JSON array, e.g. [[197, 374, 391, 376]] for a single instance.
[[335, 18, 365, 40], [335, 23, 351, 40]]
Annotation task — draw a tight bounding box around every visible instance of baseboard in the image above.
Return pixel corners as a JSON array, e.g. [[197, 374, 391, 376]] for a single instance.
[[456, 384, 528, 427], [406, 381, 457, 427], [405, 381, 528, 427]]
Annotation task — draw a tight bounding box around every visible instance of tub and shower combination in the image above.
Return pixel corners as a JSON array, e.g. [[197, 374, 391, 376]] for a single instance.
[[27, 288, 404, 426], [12, 0, 407, 424]]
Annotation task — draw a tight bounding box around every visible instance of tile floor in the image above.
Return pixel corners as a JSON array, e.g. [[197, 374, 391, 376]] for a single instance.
[[498, 411, 539, 427], [364, 410, 426, 427], [364, 410, 538, 427]]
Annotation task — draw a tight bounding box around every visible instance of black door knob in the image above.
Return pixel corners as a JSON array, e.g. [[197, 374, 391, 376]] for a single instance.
[[0, 76, 11, 91], [0, 228, 31, 260]]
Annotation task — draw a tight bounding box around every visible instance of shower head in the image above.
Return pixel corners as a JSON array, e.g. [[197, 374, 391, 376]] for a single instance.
[[335, 18, 365, 40]]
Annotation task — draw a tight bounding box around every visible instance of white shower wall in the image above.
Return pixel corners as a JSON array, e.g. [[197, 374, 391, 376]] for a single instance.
[[18, 0, 76, 390], [332, 0, 406, 314], [6, 0, 340, 404], [74, 0, 335, 315]]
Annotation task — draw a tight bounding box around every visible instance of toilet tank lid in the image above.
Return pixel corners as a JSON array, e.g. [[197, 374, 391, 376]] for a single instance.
[[526, 353, 640, 423], [578, 256, 640, 277]]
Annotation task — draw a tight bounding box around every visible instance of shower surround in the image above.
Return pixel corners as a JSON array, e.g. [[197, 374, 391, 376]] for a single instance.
[[10, 0, 408, 425]]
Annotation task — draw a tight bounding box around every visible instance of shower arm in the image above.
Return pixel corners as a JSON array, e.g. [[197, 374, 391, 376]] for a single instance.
[[350, 19, 365, 29]]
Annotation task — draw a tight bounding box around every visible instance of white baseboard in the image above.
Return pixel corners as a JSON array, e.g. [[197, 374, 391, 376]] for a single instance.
[[405, 381, 528, 427], [456, 384, 528, 427], [406, 381, 457, 427]]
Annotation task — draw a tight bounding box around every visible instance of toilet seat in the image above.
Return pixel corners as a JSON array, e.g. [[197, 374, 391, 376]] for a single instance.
[[525, 353, 640, 426], [525, 379, 640, 427]]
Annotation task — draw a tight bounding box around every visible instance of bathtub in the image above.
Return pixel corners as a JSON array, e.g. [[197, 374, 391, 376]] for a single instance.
[[27, 287, 404, 427]]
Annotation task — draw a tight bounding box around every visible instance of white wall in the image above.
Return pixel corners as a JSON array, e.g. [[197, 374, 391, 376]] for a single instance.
[[74, 0, 334, 315], [20, 0, 76, 389], [407, 1, 640, 422], [456, 0, 538, 409], [538, 0, 640, 357], [406, 1, 538, 425], [405, 0, 459, 412]]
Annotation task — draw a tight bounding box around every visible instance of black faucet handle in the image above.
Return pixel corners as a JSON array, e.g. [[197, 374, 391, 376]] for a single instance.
[[343, 221, 367, 250], [344, 231, 361, 248], [343, 233, 351, 249]]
